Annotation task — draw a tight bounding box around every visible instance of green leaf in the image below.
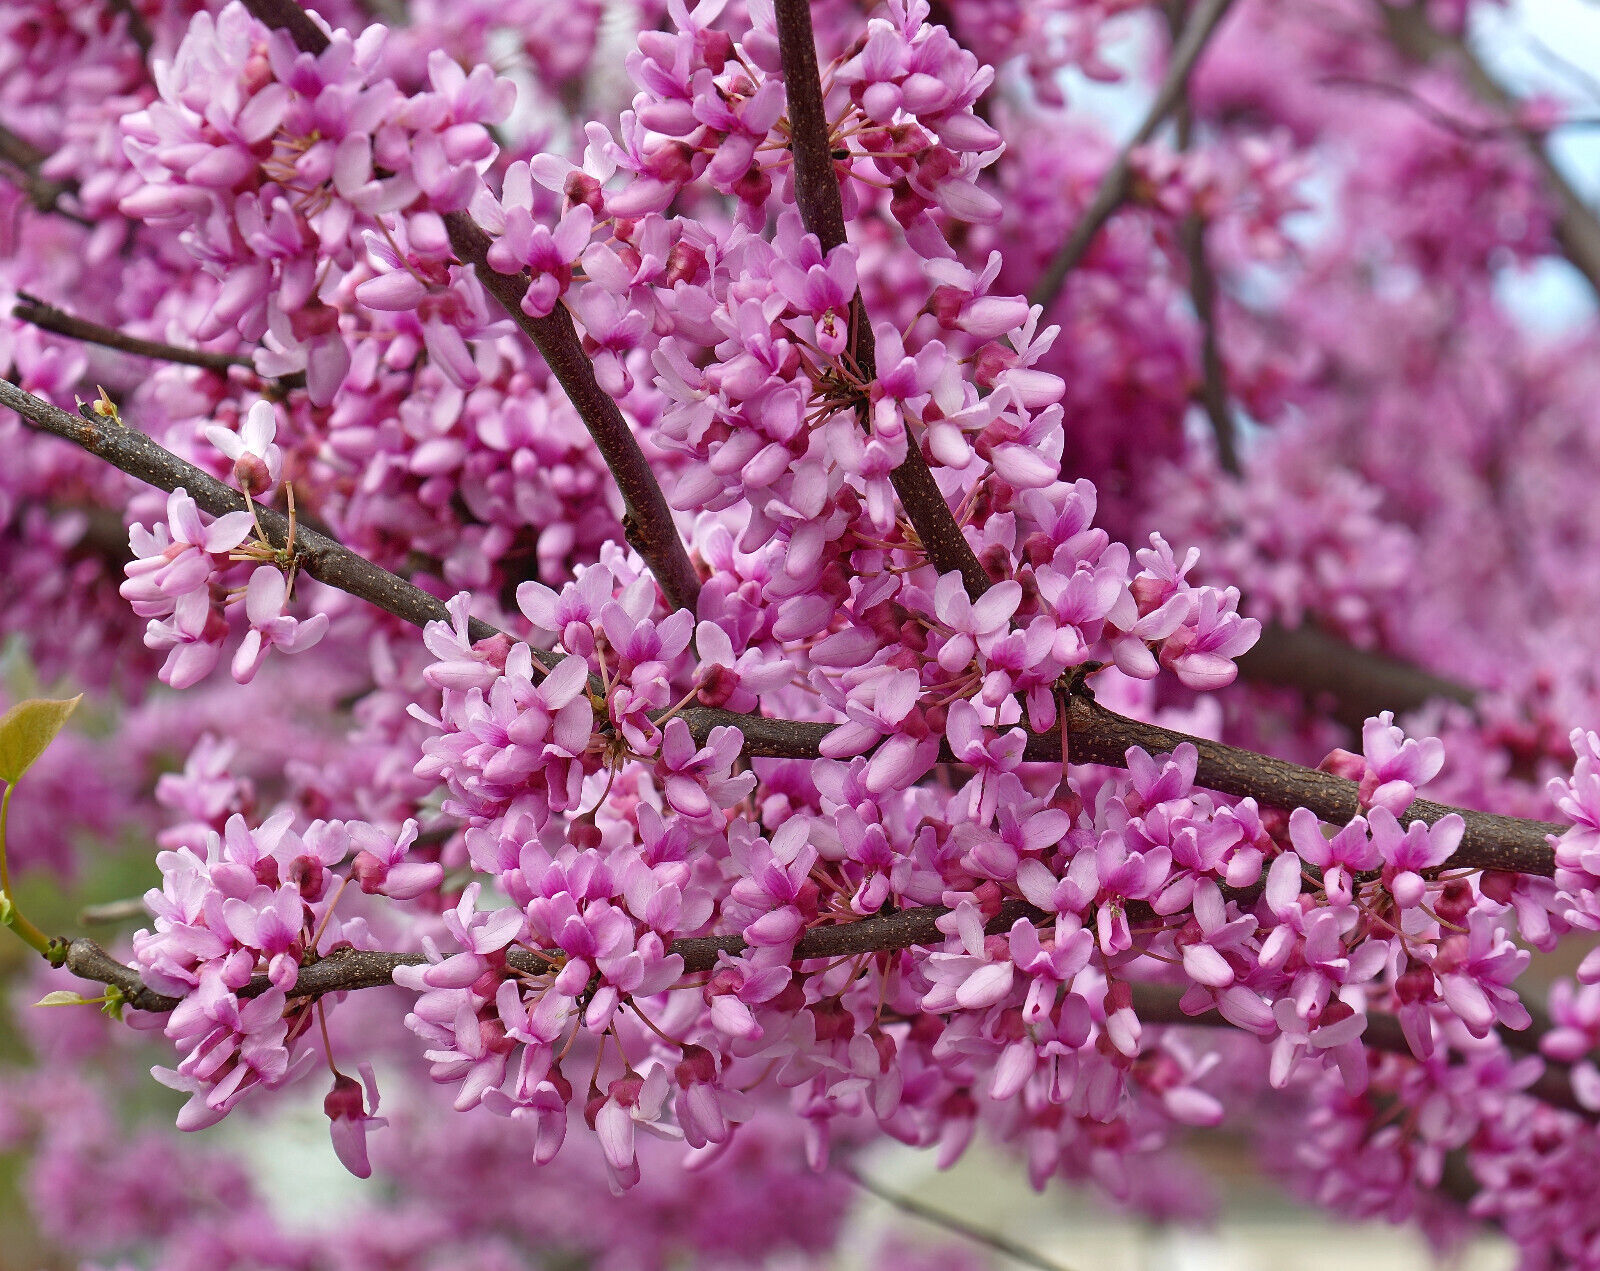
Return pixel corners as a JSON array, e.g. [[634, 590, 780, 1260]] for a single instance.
[[0, 695, 82, 785], [34, 990, 100, 1007]]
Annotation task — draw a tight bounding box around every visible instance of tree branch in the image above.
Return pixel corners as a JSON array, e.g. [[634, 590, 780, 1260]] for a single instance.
[[1060, 691, 1561, 874], [238, 0, 703, 616], [11, 292, 305, 390], [107, 0, 155, 60], [441, 212, 704, 615], [1235, 623, 1477, 728], [0, 376, 501, 645], [1181, 212, 1240, 473], [0, 123, 91, 226], [843, 1163, 1082, 1271], [772, 0, 993, 602], [4, 375, 1561, 879], [241, 0, 330, 55], [1379, 0, 1600, 299], [58, 926, 1597, 1121], [1029, 0, 1238, 310]]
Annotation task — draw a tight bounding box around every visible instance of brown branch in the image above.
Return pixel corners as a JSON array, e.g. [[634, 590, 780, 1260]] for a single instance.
[[1181, 213, 1240, 473], [239, 0, 702, 616], [1379, 0, 1600, 297], [1059, 691, 1560, 874], [12, 292, 306, 390], [1235, 623, 1477, 728], [442, 212, 703, 614], [772, 0, 993, 602], [60, 901, 1027, 1014], [107, 0, 155, 59], [58, 924, 1597, 1122], [0, 123, 91, 226], [843, 1163, 1082, 1271], [1165, 6, 1241, 478], [675, 697, 1561, 875], [0, 376, 501, 645], [5, 376, 1560, 878], [241, 0, 330, 54], [1029, 0, 1239, 309]]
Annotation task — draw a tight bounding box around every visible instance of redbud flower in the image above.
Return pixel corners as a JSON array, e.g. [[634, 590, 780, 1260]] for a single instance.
[[205, 401, 283, 498], [324, 1065, 387, 1179]]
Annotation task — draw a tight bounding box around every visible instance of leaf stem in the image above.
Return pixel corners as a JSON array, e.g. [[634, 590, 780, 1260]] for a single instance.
[[0, 782, 51, 955]]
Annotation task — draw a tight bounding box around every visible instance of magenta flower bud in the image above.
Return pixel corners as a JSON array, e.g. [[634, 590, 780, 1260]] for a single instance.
[[284, 854, 325, 900], [324, 1072, 366, 1122], [1480, 870, 1519, 904], [1396, 962, 1436, 1005], [351, 848, 386, 894], [1318, 748, 1368, 784]]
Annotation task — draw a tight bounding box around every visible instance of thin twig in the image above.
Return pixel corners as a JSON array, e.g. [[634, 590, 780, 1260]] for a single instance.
[[1234, 623, 1476, 728], [1029, 0, 1238, 309], [1319, 74, 1600, 140], [54, 931, 1600, 1124], [13, 292, 305, 389], [443, 212, 704, 614], [0, 123, 91, 226], [1180, 215, 1240, 472], [2, 376, 1561, 879], [107, 0, 155, 59], [1165, 8, 1241, 478], [773, 0, 993, 601], [0, 376, 501, 644], [238, 0, 703, 616], [844, 1164, 1083, 1271], [77, 897, 151, 926]]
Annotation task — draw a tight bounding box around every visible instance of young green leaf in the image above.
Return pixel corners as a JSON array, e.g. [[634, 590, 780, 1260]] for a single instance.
[[0, 695, 83, 785], [34, 990, 103, 1007]]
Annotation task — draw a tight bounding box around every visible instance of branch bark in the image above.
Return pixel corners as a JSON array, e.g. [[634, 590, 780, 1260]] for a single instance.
[[0, 123, 91, 226], [1029, 0, 1238, 309], [59, 927, 1596, 1120], [12, 292, 305, 389], [1379, 0, 1600, 298], [5, 375, 1561, 879], [239, 0, 702, 616], [1235, 623, 1477, 728], [0, 376, 501, 645], [772, 0, 993, 602], [107, 0, 156, 59], [442, 212, 703, 615]]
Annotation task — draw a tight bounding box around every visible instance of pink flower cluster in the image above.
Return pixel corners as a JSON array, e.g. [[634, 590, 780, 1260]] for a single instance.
[[120, 481, 326, 689], [132, 807, 439, 1136], [120, 3, 513, 401]]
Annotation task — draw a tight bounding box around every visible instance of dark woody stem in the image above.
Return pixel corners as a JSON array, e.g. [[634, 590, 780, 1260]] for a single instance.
[[773, 0, 993, 602], [0, 123, 92, 226], [56, 926, 1596, 1120], [12, 293, 305, 390], [239, 0, 703, 618], [1029, 0, 1239, 309], [4, 375, 1562, 881], [442, 212, 704, 616], [0, 377, 501, 645]]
